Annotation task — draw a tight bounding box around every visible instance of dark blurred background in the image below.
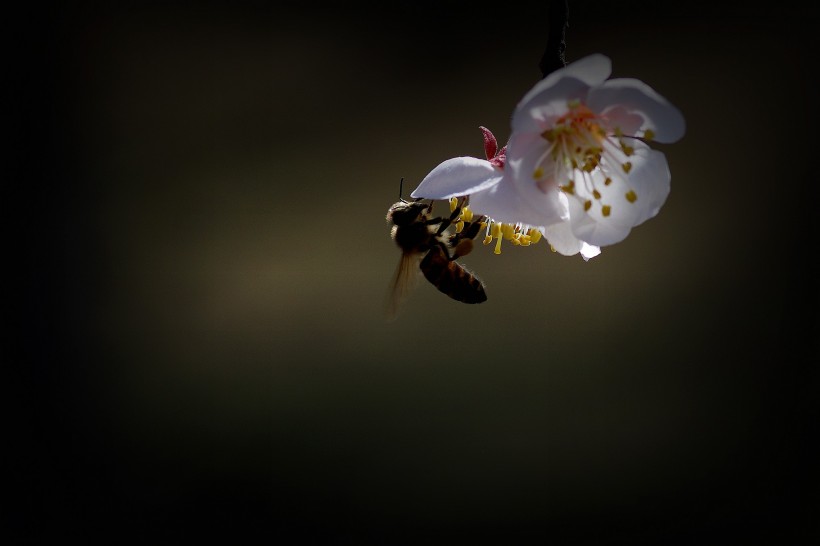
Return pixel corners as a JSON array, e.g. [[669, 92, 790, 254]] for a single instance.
[[11, 1, 819, 544]]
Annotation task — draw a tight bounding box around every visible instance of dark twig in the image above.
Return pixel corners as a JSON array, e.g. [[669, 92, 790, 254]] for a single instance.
[[538, 0, 569, 78]]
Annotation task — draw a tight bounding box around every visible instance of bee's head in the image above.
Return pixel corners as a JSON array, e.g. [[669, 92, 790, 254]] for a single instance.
[[386, 200, 430, 226]]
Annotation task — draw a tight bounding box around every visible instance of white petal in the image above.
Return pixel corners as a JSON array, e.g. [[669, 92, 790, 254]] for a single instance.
[[574, 166, 641, 230], [517, 53, 611, 107], [622, 148, 671, 226], [566, 196, 631, 247], [512, 76, 592, 134], [565, 143, 671, 246], [469, 174, 550, 227], [542, 197, 602, 259], [410, 157, 501, 200], [543, 220, 584, 256], [580, 243, 602, 261], [588, 78, 685, 143], [504, 132, 568, 225]]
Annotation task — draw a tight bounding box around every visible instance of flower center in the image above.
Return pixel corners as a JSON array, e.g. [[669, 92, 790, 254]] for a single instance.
[[533, 100, 644, 219], [540, 101, 606, 174]]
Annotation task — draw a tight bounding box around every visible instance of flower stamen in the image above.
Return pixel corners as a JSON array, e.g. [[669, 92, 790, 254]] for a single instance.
[[478, 219, 542, 256], [492, 222, 503, 254]]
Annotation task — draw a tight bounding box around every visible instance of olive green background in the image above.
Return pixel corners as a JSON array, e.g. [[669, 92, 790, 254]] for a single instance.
[[16, 1, 818, 543]]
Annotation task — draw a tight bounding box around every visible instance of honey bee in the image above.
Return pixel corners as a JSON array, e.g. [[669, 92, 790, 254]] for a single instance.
[[385, 193, 487, 320]]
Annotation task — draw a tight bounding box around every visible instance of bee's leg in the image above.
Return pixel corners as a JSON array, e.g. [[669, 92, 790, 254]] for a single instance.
[[451, 239, 474, 259], [433, 197, 467, 235], [424, 213, 458, 233], [435, 236, 474, 261], [443, 208, 487, 259], [458, 215, 486, 241], [424, 198, 471, 237], [448, 214, 487, 248], [433, 239, 455, 260]]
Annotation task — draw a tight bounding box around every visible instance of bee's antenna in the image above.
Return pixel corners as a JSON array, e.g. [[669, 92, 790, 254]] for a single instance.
[[398, 176, 425, 204], [399, 177, 421, 204], [399, 177, 408, 203]]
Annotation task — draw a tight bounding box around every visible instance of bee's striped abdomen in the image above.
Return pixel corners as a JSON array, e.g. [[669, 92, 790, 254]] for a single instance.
[[420, 247, 487, 304]]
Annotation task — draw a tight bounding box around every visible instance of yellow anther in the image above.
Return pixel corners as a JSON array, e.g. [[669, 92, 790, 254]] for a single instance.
[[625, 190, 637, 203], [643, 129, 655, 141], [549, 244, 557, 253], [460, 207, 473, 222], [483, 235, 493, 245], [511, 237, 521, 246], [491, 222, 502, 239], [533, 167, 544, 179], [479, 221, 488, 230], [604, 177, 612, 186], [593, 189, 601, 200], [449, 197, 458, 212], [621, 143, 634, 156], [528, 228, 542, 244], [501, 224, 516, 240], [602, 205, 611, 217], [622, 162, 632, 174], [584, 200, 592, 211], [455, 220, 464, 233]]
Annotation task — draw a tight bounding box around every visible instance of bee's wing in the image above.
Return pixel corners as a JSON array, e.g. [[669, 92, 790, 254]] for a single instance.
[[385, 251, 422, 322]]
